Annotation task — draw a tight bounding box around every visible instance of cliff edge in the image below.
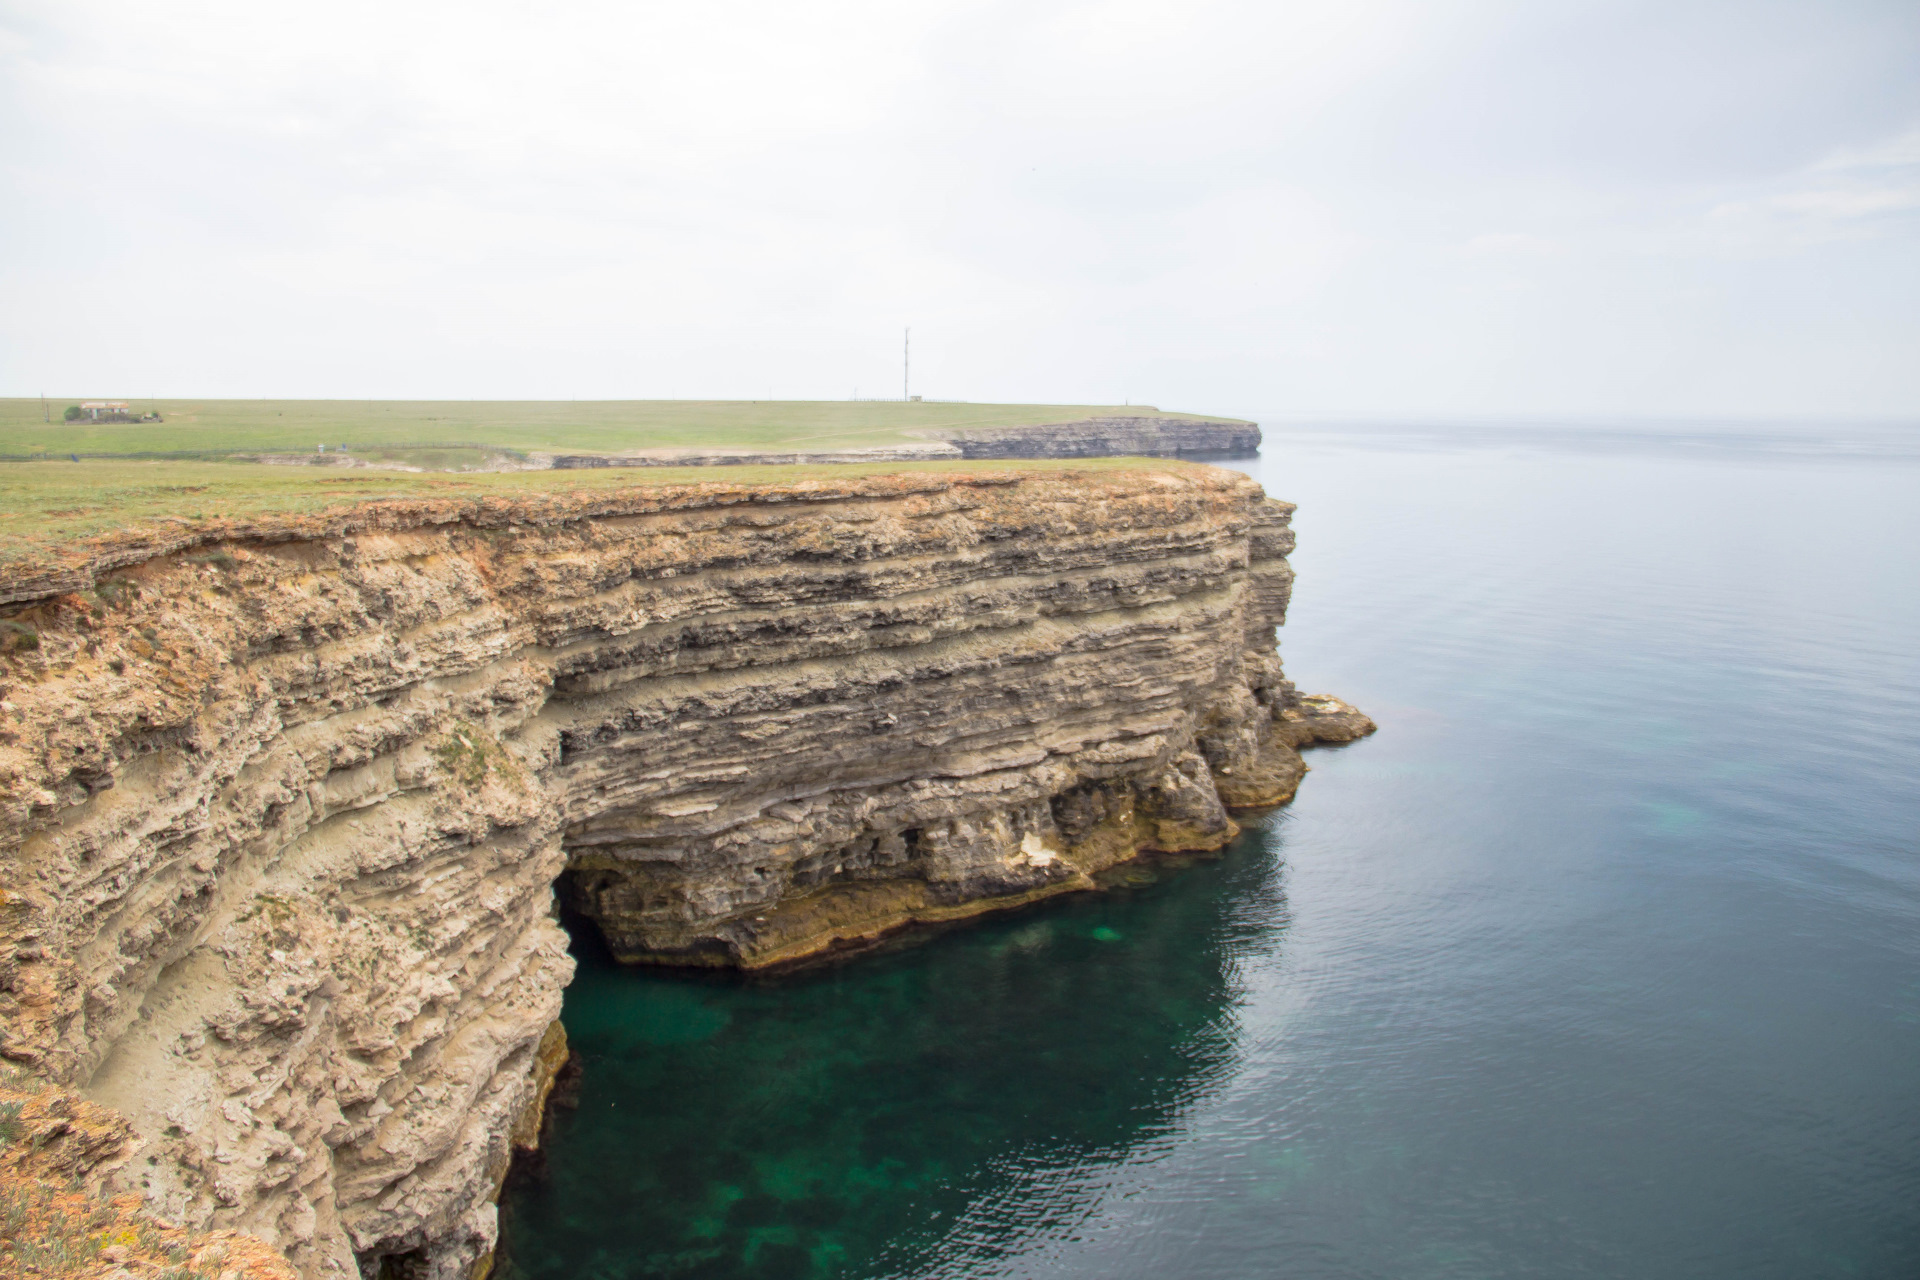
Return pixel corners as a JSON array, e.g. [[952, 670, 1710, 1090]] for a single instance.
[[0, 463, 1367, 1278]]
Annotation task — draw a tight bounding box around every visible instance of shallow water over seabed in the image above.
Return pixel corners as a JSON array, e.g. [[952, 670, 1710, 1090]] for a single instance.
[[499, 423, 1920, 1280]]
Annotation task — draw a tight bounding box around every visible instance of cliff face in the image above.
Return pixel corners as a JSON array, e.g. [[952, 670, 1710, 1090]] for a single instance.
[[0, 465, 1367, 1279], [0, 1068, 301, 1278], [942, 416, 1260, 460]]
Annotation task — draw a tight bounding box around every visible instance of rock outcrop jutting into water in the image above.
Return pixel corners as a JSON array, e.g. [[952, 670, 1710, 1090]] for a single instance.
[[0, 464, 1369, 1278]]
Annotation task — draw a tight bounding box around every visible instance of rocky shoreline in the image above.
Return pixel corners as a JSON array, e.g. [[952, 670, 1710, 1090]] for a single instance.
[[0, 463, 1366, 1278]]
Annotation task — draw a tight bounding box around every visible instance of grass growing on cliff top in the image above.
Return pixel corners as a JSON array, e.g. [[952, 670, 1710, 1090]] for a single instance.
[[0, 456, 1211, 578], [0, 398, 1243, 461]]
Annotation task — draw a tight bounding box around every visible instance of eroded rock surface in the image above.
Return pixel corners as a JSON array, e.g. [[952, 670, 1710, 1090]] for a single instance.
[[0, 1067, 300, 1278], [0, 465, 1368, 1278]]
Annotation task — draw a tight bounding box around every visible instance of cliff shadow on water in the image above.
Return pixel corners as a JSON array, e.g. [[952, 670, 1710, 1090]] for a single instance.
[[497, 815, 1296, 1280]]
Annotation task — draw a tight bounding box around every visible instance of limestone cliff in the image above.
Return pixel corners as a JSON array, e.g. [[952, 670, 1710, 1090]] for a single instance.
[[0, 464, 1368, 1278], [0, 1067, 301, 1278]]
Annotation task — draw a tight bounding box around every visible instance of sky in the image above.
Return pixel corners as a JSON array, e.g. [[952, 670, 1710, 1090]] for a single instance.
[[1, 0, 1917, 418]]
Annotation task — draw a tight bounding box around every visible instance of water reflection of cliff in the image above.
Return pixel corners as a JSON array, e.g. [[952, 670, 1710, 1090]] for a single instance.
[[498, 819, 1290, 1280]]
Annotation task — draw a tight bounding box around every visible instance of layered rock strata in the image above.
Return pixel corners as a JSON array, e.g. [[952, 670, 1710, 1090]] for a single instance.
[[0, 464, 1367, 1278], [941, 416, 1259, 459]]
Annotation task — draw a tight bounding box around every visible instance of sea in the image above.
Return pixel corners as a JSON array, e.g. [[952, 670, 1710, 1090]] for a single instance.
[[498, 420, 1920, 1280]]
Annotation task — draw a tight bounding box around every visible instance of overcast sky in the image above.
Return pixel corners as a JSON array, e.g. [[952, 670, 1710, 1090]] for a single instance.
[[2, 0, 1916, 418]]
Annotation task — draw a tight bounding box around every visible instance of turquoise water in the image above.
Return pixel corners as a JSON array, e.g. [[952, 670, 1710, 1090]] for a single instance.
[[499, 424, 1920, 1279]]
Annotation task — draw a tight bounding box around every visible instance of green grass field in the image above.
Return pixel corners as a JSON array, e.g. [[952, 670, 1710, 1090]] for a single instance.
[[0, 454, 1201, 579], [0, 398, 1234, 461], [0, 400, 1245, 578]]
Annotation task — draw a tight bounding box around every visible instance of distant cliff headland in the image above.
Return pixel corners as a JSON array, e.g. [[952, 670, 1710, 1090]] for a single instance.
[[0, 405, 1368, 1280]]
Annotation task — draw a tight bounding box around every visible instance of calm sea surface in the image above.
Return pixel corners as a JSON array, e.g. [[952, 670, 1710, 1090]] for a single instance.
[[499, 423, 1920, 1280]]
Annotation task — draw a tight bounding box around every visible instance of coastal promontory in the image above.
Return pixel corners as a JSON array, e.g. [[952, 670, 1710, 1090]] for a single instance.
[[0, 446, 1368, 1278]]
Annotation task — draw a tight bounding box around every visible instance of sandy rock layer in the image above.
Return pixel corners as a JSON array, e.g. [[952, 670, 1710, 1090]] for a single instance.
[[0, 465, 1367, 1278]]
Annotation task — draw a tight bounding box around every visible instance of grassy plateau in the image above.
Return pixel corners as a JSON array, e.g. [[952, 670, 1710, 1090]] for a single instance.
[[0, 400, 1240, 575], [0, 398, 1227, 461]]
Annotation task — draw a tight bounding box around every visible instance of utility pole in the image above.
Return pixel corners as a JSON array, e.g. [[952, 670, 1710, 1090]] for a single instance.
[[903, 328, 910, 402]]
